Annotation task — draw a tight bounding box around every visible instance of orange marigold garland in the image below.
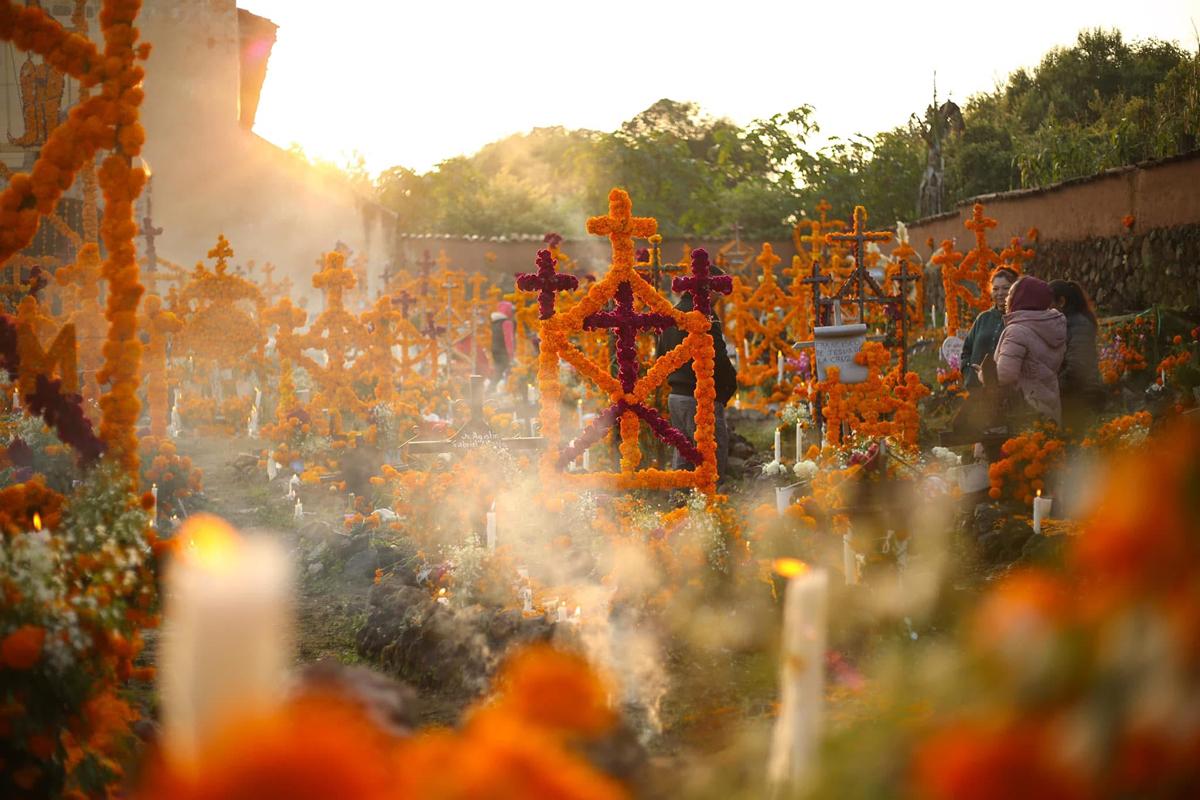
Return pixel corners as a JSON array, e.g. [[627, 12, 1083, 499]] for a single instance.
[[987, 426, 1066, 503], [535, 189, 722, 494]]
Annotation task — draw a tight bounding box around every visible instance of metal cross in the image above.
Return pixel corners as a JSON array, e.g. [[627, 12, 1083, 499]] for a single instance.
[[824, 205, 893, 321]]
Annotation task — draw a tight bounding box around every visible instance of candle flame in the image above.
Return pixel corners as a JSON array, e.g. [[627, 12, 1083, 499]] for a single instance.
[[179, 515, 242, 571], [772, 557, 809, 578], [140, 157, 152, 178], [32, 512, 41, 531], [438, 587, 447, 596], [1036, 489, 1042, 498]]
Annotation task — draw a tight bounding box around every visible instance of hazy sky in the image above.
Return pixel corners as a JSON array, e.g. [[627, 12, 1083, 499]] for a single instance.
[[241, 0, 1199, 176]]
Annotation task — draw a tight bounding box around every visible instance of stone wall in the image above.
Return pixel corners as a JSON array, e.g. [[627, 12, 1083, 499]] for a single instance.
[[1031, 224, 1200, 312], [907, 150, 1200, 314]]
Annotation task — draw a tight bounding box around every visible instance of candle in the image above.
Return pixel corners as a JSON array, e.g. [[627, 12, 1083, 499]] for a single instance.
[[767, 562, 828, 789], [743, 339, 750, 360], [1032, 489, 1052, 534], [843, 533, 858, 585], [486, 507, 497, 551], [294, 498, 303, 521], [527, 383, 536, 405], [776, 484, 795, 516], [254, 386, 262, 409], [774, 428, 782, 462], [931, 304, 937, 328], [160, 515, 292, 761], [520, 585, 534, 613], [582, 448, 591, 471], [267, 458, 277, 482], [795, 422, 803, 460], [557, 602, 568, 623], [777, 351, 785, 384], [151, 483, 158, 528], [576, 398, 584, 429], [11, 387, 18, 410]]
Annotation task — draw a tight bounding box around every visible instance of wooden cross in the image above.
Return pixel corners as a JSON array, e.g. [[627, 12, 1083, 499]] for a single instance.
[[825, 206, 893, 321], [583, 282, 674, 392], [392, 290, 416, 319], [405, 374, 545, 455], [586, 188, 657, 267], [517, 249, 579, 320], [672, 248, 732, 316]]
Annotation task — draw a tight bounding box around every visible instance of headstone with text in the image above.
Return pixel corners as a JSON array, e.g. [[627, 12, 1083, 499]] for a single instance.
[[814, 323, 868, 383]]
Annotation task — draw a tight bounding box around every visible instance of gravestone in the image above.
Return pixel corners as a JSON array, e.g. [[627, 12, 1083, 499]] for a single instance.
[[814, 323, 868, 383], [940, 334, 965, 368]]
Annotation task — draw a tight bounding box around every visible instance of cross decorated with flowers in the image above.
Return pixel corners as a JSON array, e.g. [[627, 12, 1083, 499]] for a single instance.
[[825, 205, 894, 321], [672, 248, 732, 316], [584, 281, 675, 392], [585, 188, 658, 268], [517, 249, 579, 320]]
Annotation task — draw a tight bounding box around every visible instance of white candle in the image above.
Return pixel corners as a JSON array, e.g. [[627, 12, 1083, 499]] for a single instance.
[[777, 351, 785, 384], [267, 458, 277, 482], [768, 563, 828, 789], [795, 422, 803, 461], [582, 448, 591, 471], [160, 515, 292, 761], [254, 386, 262, 409], [931, 304, 937, 328], [576, 398, 584, 429], [1032, 490, 1052, 534], [11, 387, 18, 410], [294, 498, 303, 521], [151, 483, 158, 528], [776, 484, 796, 516], [743, 339, 750, 359], [774, 428, 782, 462], [843, 533, 858, 585], [486, 509, 497, 551], [527, 383, 536, 405]]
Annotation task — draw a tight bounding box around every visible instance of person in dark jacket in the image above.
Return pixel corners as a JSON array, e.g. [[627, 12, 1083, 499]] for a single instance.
[[1049, 279, 1104, 434], [961, 266, 1018, 388], [657, 290, 738, 481]]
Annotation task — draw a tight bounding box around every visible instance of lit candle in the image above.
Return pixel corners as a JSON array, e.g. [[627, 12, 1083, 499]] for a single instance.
[[486, 506, 497, 551], [1032, 489, 1052, 534], [11, 387, 18, 411], [743, 339, 750, 360], [576, 398, 584, 429], [767, 560, 828, 789], [777, 351, 785, 384], [774, 428, 782, 462], [843, 533, 858, 585], [527, 383, 536, 405], [795, 422, 803, 461], [159, 515, 292, 761], [151, 483, 158, 528]]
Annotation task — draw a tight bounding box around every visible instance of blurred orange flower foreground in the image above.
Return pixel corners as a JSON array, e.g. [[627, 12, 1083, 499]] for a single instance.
[[912, 418, 1200, 800], [138, 644, 627, 800]]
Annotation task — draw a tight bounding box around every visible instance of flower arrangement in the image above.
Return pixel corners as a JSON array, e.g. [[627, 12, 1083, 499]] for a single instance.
[[1098, 314, 1153, 385], [1081, 411, 1152, 451], [140, 435, 203, 518], [536, 189, 723, 494], [937, 204, 998, 335], [987, 426, 1066, 502], [813, 342, 930, 449], [1, 463, 159, 797]]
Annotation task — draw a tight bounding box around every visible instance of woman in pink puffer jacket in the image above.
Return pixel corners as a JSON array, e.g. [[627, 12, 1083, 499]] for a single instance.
[[994, 276, 1068, 423]]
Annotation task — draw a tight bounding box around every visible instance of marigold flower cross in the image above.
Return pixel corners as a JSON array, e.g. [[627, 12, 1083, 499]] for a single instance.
[[517, 249, 579, 320], [673, 248, 732, 316], [585, 188, 658, 268]]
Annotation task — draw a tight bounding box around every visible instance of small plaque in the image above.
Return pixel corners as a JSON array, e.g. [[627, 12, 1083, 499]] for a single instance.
[[814, 323, 868, 384], [940, 335, 965, 368]]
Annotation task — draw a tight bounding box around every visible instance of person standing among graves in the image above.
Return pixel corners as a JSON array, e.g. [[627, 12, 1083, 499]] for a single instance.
[[658, 277, 738, 481], [1049, 279, 1104, 434], [994, 275, 1068, 424], [961, 266, 1019, 388], [490, 300, 515, 382]]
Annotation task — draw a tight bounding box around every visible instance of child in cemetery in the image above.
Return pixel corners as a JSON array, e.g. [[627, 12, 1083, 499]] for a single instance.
[[658, 274, 738, 481], [994, 275, 1068, 425], [1049, 279, 1104, 435], [960, 266, 1018, 388]]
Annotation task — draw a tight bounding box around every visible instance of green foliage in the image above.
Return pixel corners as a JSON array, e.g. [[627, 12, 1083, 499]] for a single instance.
[[371, 29, 1196, 237]]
